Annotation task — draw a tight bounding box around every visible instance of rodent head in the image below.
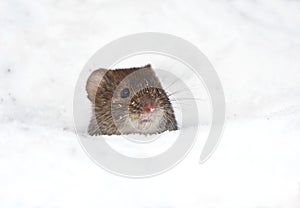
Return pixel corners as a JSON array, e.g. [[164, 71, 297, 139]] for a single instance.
[[86, 64, 177, 135]]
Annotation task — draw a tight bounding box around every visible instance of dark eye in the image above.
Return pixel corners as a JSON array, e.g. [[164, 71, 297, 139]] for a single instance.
[[120, 88, 130, 98]]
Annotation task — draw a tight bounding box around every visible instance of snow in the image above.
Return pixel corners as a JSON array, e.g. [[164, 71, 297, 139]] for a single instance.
[[1, 0, 300, 207]]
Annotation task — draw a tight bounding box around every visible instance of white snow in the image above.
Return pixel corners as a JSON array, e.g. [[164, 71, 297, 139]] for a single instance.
[[1, 0, 300, 207]]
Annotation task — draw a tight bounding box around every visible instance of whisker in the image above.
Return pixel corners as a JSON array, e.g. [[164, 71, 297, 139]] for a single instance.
[[166, 85, 205, 97], [169, 97, 206, 102], [164, 78, 182, 91]]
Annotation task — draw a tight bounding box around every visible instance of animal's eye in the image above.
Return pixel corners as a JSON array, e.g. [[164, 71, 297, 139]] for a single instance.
[[120, 88, 130, 98]]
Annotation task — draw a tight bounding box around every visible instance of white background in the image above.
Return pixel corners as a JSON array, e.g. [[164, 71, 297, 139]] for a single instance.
[[0, 0, 300, 207]]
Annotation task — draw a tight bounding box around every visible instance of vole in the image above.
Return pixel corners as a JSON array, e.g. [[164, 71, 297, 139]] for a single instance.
[[86, 64, 177, 136]]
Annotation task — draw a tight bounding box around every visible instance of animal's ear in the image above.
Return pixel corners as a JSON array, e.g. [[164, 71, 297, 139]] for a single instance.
[[138, 64, 155, 74], [135, 64, 152, 70], [143, 64, 158, 76], [143, 64, 152, 69], [86, 69, 107, 103]]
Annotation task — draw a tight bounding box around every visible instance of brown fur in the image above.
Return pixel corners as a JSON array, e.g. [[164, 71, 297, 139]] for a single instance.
[[86, 64, 177, 136]]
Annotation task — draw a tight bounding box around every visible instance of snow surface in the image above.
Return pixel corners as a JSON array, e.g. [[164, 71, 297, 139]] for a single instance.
[[1, 0, 300, 207]]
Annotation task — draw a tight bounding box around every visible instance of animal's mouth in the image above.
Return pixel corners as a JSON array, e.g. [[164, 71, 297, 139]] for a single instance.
[[140, 118, 152, 123], [138, 109, 164, 124], [139, 114, 153, 123]]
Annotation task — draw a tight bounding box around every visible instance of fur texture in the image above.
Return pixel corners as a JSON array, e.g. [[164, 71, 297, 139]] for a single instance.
[[86, 64, 177, 135]]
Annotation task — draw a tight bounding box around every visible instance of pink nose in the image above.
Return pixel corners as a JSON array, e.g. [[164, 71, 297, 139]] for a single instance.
[[144, 103, 156, 113]]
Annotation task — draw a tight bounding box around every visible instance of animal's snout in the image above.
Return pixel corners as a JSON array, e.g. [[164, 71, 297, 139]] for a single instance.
[[144, 102, 156, 113]]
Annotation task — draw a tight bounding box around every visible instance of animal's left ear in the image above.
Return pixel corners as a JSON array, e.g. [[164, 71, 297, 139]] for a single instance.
[[141, 64, 156, 74], [86, 68, 107, 103], [143, 64, 152, 68], [142, 64, 153, 71]]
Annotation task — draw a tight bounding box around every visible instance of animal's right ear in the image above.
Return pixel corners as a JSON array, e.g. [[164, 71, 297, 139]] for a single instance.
[[86, 69, 107, 103]]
